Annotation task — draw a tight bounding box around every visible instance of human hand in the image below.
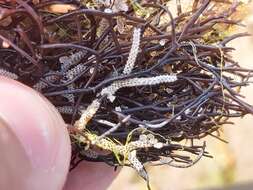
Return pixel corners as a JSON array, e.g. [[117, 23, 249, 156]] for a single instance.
[[0, 77, 118, 190]]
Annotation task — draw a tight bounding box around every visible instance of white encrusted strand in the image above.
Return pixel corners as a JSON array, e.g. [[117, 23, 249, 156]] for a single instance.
[[128, 150, 148, 180], [75, 99, 101, 130], [65, 64, 87, 79], [60, 50, 87, 71], [80, 149, 98, 159], [0, 68, 18, 80], [128, 150, 143, 171], [123, 28, 141, 75], [62, 64, 87, 103], [33, 75, 58, 91], [129, 134, 165, 149], [101, 74, 177, 102], [62, 84, 75, 103], [57, 105, 83, 115], [57, 106, 75, 115]]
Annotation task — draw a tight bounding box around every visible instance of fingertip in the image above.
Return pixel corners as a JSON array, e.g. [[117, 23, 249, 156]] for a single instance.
[[64, 161, 119, 190], [0, 77, 71, 189], [0, 118, 32, 189]]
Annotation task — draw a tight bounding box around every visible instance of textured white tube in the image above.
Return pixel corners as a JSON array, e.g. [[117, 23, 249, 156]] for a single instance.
[[123, 28, 141, 75], [0, 68, 18, 80], [101, 74, 177, 102]]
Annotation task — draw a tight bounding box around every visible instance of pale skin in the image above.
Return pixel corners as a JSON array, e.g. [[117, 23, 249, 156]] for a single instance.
[[0, 76, 118, 190]]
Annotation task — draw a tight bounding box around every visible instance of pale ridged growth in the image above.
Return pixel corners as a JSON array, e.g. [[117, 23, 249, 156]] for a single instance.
[[60, 50, 87, 71], [63, 64, 87, 103], [65, 64, 87, 79], [123, 28, 141, 75], [128, 150, 148, 180], [57, 106, 75, 115], [57, 105, 83, 115], [80, 149, 98, 159], [0, 68, 18, 80], [62, 84, 75, 103], [128, 134, 166, 150], [101, 74, 177, 102], [33, 75, 58, 91], [75, 99, 101, 130]]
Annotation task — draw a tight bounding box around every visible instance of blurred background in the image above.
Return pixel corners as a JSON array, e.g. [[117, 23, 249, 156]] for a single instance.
[[109, 1, 253, 190]]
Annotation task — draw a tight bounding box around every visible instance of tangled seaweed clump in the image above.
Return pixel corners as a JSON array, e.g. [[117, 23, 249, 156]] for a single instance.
[[0, 0, 253, 188]]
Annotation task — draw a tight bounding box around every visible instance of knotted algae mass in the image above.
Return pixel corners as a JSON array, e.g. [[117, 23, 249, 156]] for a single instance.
[[0, 0, 252, 189]]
